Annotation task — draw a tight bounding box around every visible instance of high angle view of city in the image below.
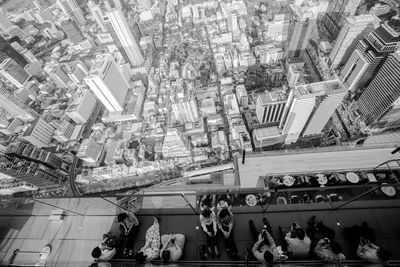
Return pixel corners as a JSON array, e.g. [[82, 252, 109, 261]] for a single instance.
[[0, 0, 400, 265]]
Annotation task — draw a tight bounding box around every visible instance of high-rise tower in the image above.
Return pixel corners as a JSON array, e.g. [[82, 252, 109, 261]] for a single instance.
[[339, 24, 400, 93], [57, 0, 86, 26], [105, 4, 144, 67], [356, 50, 400, 128], [84, 54, 129, 112], [329, 15, 380, 70], [0, 36, 28, 68]]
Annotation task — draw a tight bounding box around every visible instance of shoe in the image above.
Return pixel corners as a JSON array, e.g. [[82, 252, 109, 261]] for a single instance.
[[214, 246, 220, 257], [262, 217, 270, 227], [307, 215, 317, 226], [208, 246, 215, 258], [199, 245, 208, 260], [249, 220, 255, 229]]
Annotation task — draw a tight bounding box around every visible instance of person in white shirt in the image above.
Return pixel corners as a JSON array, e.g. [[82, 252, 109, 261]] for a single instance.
[[357, 239, 391, 265], [199, 208, 219, 257], [249, 217, 288, 264], [280, 223, 311, 258], [91, 234, 117, 261], [160, 233, 185, 263]]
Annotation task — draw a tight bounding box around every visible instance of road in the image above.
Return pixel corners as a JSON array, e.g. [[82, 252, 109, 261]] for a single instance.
[[238, 147, 400, 188], [68, 157, 81, 196]]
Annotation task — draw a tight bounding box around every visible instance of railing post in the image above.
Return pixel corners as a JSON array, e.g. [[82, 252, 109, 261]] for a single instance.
[[263, 189, 278, 213], [181, 193, 199, 215], [32, 198, 85, 216]]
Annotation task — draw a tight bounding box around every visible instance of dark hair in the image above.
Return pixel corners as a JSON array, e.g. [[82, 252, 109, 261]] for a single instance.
[[161, 249, 171, 263], [377, 247, 392, 262], [91, 247, 102, 258], [201, 209, 212, 218], [295, 228, 306, 240], [263, 250, 274, 263], [330, 241, 342, 254], [136, 251, 147, 263], [218, 208, 230, 219], [117, 213, 127, 222]]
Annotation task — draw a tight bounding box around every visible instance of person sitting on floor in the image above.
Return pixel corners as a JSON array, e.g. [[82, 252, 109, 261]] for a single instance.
[[160, 233, 185, 263], [136, 216, 161, 263], [117, 211, 139, 258], [357, 238, 392, 265], [280, 222, 311, 258], [249, 217, 288, 264], [314, 238, 346, 264], [91, 233, 117, 261]]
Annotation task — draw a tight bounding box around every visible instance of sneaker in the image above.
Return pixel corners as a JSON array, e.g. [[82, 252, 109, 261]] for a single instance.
[[214, 246, 219, 257], [307, 215, 317, 227], [262, 217, 270, 227]]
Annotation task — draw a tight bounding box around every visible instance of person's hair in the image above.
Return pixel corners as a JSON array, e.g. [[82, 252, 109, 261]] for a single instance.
[[377, 247, 392, 262], [295, 228, 306, 240], [117, 212, 127, 223], [330, 241, 342, 254], [202, 198, 212, 207], [136, 251, 147, 263], [201, 208, 212, 218], [91, 246, 102, 258], [218, 208, 230, 219], [263, 250, 274, 263], [161, 249, 171, 263]]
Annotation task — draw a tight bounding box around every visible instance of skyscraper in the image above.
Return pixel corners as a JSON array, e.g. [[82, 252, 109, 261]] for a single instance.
[[0, 36, 28, 68], [20, 119, 56, 148], [329, 15, 380, 70], [256, 91, 286, 124], [61, 20, 85, 44], [162, 128, 191, 159], [0, 87, 38, 121], [282, 80, 346, 144], [0, 10, 13, 32], [57, 0, 86, 26], [288, 0, 328, 59], [88, 0, 108, 33], [172, 99, 199, 124], [339, 24, 400, 93], [106, 6, 144, 67], [84, 54, 129, 112], [356, 50, 400, 128], [323, 0, 363, 37], [0, 58, 30, 88]]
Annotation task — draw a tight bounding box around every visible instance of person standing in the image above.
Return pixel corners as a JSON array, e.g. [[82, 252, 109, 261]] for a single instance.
[[200, 208, 219, 257], [117, 212, 139, 258], [217, 208, 239, 260]]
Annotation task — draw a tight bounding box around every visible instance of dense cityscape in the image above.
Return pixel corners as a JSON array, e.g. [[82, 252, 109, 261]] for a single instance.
[[0, 0, 400, 265]]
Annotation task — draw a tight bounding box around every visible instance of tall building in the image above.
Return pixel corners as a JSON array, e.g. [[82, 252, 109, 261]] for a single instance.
[[0, 10, 13, 32], [61, 20, 85, 44], [57, 0, 86, 26], [0, 36, 28, 68], [288, 0, 328, 59], [256, 91, 286, 124], [66, 90, 97, 124], [0, 58, 30, 88], [339, 24, 400, 93], [282, 79, 346, 144], [106, 6, 144, 66], [0, 87, 38, 121], [44, 64, 71, 88], [20, 119, 56, 148], [88, 0, 108, 33], [356, 50, 400, 128], [323, 0, 363, 37], [0, 155, 66, 190], [162, 128, 191, 159], [172, 99, 199, 124], [84, 54, 129, 112], [329, 15, 380, 70], [77, 138, 103, 163]]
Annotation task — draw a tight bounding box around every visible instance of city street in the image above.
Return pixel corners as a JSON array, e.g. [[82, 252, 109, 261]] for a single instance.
[[238, 147, 400, 188]]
